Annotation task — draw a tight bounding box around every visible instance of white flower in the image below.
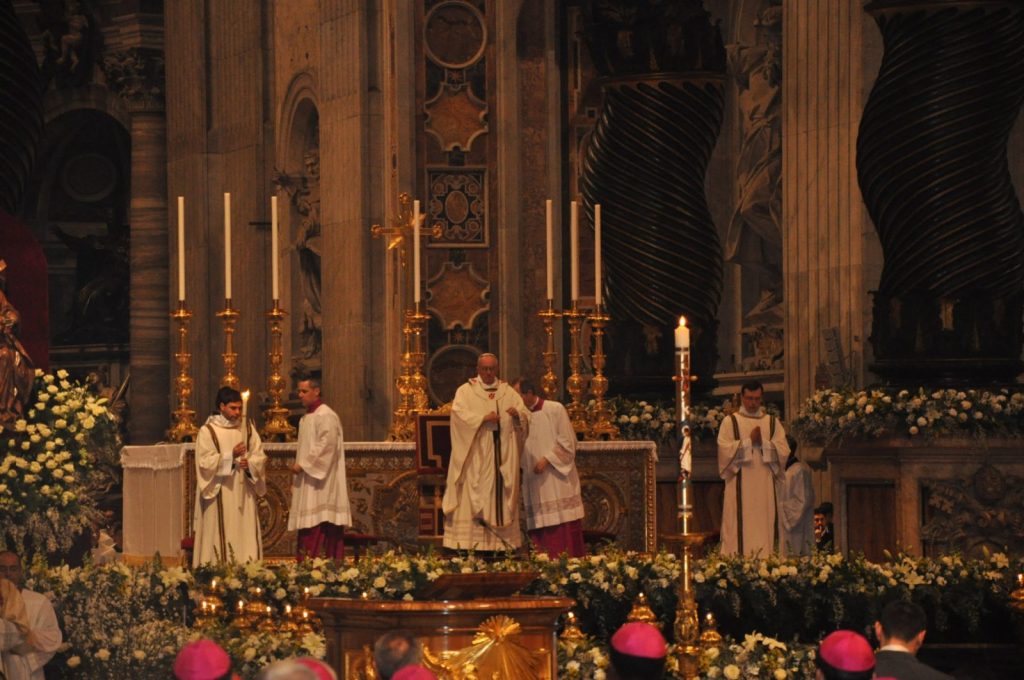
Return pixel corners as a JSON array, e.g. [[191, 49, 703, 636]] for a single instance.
[[96, 649, 110, 661], [133, 650, 146, 660], [774, 670, 788, 679], [724, 664, 741, 679], [67, 656, 81, 668]]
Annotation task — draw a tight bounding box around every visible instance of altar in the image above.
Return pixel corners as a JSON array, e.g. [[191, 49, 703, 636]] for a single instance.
[[120, 440, 657, 561]]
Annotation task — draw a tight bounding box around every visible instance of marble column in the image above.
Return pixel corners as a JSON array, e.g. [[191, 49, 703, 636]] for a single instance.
[[782, 1, 881, 416]]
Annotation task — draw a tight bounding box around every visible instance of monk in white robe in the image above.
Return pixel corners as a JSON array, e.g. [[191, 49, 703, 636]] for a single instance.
[[0, 552, 61, 680], [717, 381, 789, 556], [193, 387, 267, 566], [514, 379, 585, 557], [442, 354, 529, 552], [778, 449, 815, 557], [290, 377, 351, 559]]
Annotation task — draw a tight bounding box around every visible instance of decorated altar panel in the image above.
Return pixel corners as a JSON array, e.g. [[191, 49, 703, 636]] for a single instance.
[[121, 440, 656, 561]]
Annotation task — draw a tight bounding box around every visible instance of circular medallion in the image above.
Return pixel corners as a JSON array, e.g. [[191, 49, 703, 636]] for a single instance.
[[60, 152, 117, 202], [424, 1, 487, 70], [427, 344, 481, 405]]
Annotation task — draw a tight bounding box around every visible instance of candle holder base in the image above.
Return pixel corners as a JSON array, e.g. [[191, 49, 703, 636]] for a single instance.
[[216, 301, 241, 389], [538, 301, 561, 401], [167, 302, 199, 442], [564, 304, 589, 435], [261, 304, 296, 441]]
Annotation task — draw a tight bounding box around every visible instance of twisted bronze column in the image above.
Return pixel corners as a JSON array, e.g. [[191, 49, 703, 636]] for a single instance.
[[858, 1, 1024, 383], [579, 1, 726, 387]]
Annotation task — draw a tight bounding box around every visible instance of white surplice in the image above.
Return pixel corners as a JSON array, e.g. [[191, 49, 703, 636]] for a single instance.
[[0, 587, 62, 680], [289, 403, 351, 531], [717, 408, 789, 556], [192, 415, 267, 566], [778, 458, 815, 557], [442, 377, 529, 551], [521, 399, 584, 531]]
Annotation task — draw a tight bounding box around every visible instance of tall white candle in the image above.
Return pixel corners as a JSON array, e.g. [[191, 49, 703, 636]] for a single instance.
[[177, 196, 185, 301], [594, 204, 602, 307], [224, 192, 232, 300], [675, 315, 690, 351], [271, 195, 280, 301], [413, 200, 421, 303], [545, 199, 553, 300], [241, 389, 250, 422], [570, 201, 579, 302]]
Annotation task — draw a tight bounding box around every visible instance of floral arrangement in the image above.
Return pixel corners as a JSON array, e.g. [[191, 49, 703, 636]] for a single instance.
[[606, 397, 783, 445], [21, 547, 1024, 677], [0, 369, 121, 553], [694, 550, 1021, 643], [791, 387, 1024, 444]]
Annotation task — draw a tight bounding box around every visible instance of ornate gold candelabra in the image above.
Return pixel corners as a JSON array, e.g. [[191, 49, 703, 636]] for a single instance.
[[538, 300, 561, 400], [564, 302, 588, 434], [261, 301, 296, 440], [216, 300, 240, 389], [167, 301, 199, 442], [587, 304, 619, 439], [387, 302, 431, 441]]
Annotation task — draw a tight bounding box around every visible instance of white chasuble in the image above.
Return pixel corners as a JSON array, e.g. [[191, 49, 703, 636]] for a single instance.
[[193, 415, 267, 566], [442, 378, 529, 550], [778, 458, 815, 557], [717, 409, 789, 556], [289, 404, 351, 531], [522, 399, 584, 531]]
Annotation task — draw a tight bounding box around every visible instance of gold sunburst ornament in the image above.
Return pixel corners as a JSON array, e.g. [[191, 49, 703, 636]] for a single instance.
[[423, 615, 544, 680]]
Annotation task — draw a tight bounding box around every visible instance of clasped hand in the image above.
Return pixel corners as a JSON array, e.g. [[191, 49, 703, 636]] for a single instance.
[[232, 442, 249, 470]]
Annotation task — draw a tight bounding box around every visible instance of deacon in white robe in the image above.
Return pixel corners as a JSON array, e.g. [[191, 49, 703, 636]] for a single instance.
[[290, 377, 351, 559], [514, 379, 585, 557], [193, 387, 267, 566], [778, 449, 815, 557], [0, 552, 61, 680], [442, 354, 530, 552], [717, 381, 789, 556]]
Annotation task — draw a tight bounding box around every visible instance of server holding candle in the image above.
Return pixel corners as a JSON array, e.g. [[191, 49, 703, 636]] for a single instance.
[[193, 386, 267, 566]]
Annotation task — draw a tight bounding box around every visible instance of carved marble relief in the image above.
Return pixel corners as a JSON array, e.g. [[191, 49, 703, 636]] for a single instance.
[[726, 1, 783, 371], [426, 168, 487, 246], [920, 463, 1024, 557]]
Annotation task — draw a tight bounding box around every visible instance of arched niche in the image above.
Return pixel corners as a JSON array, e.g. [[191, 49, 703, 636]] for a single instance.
[[276, 73, 322, 378]]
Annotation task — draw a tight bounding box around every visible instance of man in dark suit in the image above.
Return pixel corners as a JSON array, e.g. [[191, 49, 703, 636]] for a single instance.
[[874, 600, 952, 679]]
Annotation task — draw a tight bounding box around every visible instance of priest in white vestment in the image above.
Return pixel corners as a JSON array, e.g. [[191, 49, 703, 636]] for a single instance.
[[290, 377, 351, 559], [717, 380, 789, 556], [0, 551, 61, 680], [193, 386, 267, 566], [513, 378, 585, 557], [778, 442, 815, 556], [442, 353, 530, 552]]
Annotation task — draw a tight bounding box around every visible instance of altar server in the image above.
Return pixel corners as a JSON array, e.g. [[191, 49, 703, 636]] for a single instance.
[[717, 380, 789, 556], [442, 353, 530, 552], [0, 551, 61, 680], [193, 386, 267, 566], [513, 378, 585, 557], [289, 376, 351, 560]]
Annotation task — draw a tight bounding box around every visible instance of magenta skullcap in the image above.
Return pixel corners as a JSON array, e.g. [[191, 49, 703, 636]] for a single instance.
[[391, 666, 439, 680], [818, 630, 875, 673], [610, 621, 668, 660], [173, 639, 231, 680]]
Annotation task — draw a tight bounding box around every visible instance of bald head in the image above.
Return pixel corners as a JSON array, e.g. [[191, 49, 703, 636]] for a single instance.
[[477, 353, 498, 385]]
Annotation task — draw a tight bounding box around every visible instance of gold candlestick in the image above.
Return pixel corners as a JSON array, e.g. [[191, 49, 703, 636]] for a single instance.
[[538, 299, 561, 400], [167, 301, 199, 442], [216, 301, 240, 389], [387, 303, 431, 441], [564, 302, 588, 435], [586, 305, 619, 440], [261, 301, 296, 440]]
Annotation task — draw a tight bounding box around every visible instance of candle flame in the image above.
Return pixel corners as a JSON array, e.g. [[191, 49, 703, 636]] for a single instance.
[[678, 315, 687, 327], [241, 390, 251, 401]]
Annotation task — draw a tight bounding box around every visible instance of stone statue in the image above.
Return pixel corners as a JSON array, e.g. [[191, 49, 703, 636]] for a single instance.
[[726, 2, 782, 296], [275, 145, 322, 361], [0, 261, 35, 423]]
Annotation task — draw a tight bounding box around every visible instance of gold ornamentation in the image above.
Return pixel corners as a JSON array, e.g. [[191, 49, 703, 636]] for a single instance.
[[560, 611, 585, 641], [261, 302, 296, 440], [700, 612, 723, 648], [564, 302, 588, 434], [387, 304, 431, 441], [167, 301, 198, 442], [423, 615, 543, 680], [216, 301, 240, 389], [627, 592, 658, 626], [587, 305, 619, 439], [538, 301, 561, 400]]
